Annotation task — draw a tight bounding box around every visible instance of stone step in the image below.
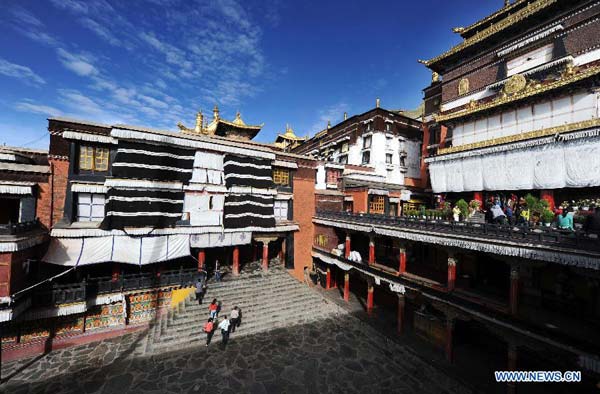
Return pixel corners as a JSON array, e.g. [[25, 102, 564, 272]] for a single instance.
[[151, 309, 336, 352], [180, 285, 318, 315], [163, 294, 328, 333]]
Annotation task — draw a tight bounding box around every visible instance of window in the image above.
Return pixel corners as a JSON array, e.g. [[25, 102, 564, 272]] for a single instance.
[[363, 135, 372, 149], [273, 168, 290, 186], [79, 146, 109, 171], [338, 155, 348, 165], [274, 200, 289, 221], [341, 142, 349, 153], [369, 196, 385, 214], [385, 123, 392, 131], [315, 234, 328, 248], [366, 122, 373, 131], [76, 193, 105, 222], [362, 151, 370, 165], [400, 156, 406, 167], [326, 169, 342, 184], [386, 154, 393, 164]]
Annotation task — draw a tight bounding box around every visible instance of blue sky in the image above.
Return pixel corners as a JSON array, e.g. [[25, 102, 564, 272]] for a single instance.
[[0, 0, 501, 148]]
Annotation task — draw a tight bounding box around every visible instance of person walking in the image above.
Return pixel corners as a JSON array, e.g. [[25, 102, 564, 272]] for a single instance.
[[218, 315, 231, 348], [208, 298, 218, 320], [204, 318, 215, 347], [195, 276, 205, 305], [214, 259, 222, 282], [229, 306, 240, 333]]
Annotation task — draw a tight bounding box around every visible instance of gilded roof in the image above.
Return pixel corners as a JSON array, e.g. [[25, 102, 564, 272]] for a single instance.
[[458, 0, 529, 37], [423, 0, 557, 68]]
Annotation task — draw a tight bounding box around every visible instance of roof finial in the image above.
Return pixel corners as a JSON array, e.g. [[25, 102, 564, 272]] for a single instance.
[[235, 110, 241, 120], [327, 120, 331, 129], [344, 112, 348, 120], [432, 71, 440, 83], [213, 104, 220, 121], [376, 98, 380, 108], [195, 110, 203, 133]]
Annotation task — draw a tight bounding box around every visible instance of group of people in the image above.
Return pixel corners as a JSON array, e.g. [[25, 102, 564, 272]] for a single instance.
[[203, 299, 242, 349]]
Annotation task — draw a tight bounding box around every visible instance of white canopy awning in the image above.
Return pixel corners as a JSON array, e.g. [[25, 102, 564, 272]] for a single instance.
[[43, 234, 190, 266], [190, 232, 252, 248], [0, 181, 35, 195]]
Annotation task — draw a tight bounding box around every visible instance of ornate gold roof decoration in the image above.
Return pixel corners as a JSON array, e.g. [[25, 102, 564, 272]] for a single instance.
[[432, 71, 440, 83], [274, 124, 307, 151], [178, 110, 211, 135], [460, 0, 528, 37], [458, 78, 470, 95], [178, 105, 263, 139], [434, 64, 600, 122], [422, 0, 557, 67], [436, 118, 600, 156], [452, 27, 465, 34], [503, 74, 527, 95]]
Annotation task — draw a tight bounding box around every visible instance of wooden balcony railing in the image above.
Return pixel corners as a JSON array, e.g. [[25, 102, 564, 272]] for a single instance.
[[315, 210, 600, 252]]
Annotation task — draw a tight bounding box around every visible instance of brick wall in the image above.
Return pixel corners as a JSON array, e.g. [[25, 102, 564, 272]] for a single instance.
[[291, 166, 316, 281], [40, 158, 69, 227]]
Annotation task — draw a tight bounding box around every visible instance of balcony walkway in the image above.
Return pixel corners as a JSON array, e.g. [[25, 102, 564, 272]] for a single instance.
[[314, 211, 600, 270]]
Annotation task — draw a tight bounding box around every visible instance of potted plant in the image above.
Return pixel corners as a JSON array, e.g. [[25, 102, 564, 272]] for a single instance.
[[456, 199, 469, 221], [541, 209, 555, 227]]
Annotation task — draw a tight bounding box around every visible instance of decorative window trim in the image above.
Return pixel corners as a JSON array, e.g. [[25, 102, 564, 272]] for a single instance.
[[63, 131, 117, 145], [273, 168, 291, 186]]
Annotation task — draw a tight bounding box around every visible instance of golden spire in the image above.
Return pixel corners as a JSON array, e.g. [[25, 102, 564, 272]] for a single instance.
[[213, 104, 220, 121], [344, 112, 348, 120], [432, 71, 440, 83], [232, 111, 247, 126], [376, 98, 381, 108], [195, 110, 203, 133], [452, 27, 465, 33], [327, 120, 331, 129]]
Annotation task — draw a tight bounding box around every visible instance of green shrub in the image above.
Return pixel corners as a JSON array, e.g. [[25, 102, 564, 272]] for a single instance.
[[456, 199, 469, 219]]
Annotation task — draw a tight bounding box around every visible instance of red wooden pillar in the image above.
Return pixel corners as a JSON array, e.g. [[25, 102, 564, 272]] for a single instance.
[[447, 256, 457, 292], [197, 249, 206, 272], [366, 284, 374, 315], [507, 343, 518, 394], [473, 191, 483, 205], [344, 234, 351, 259], [397, 294, 405, 334], [232, 246, 240, 276], [398, 246, 406, 275], [510, 267, 519, 316], [368, 236, 375, 265], [540, 190, 555, 211], [262, 242, 269, 272], [445, 318, 455, 363], [325, 268, 331, 289], [343, 273, 350, 302], [111, 262, 120, 282]]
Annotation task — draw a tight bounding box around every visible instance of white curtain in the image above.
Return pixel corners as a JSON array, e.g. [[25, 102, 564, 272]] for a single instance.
[[429, 137, 600, 193], [43, 235, 190, 266]]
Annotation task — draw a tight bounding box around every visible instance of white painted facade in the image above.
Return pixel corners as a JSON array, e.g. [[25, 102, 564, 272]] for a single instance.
[[449, 91, 599, 147], [314, 130, 421, 190]]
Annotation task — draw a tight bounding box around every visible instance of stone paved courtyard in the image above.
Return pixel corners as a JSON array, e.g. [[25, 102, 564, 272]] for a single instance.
[[1, 314, 472, 394]]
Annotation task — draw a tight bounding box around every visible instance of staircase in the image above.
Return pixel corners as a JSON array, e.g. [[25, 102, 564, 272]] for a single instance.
[[138, 262, 342, 355]]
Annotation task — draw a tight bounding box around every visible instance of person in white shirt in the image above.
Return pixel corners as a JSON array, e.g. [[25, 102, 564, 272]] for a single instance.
[[229, 307, 240, 333], [218, 316, 231, 347]]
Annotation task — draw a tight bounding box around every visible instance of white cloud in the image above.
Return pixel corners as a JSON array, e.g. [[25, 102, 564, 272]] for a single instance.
[[56, 48, 98, 76], [309, 102, 350, 134], [15, 100, 63, 116], [0, 58, 46, 86]]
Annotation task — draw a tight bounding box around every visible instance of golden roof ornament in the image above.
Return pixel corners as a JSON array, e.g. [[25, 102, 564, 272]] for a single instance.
[[452, 27, 465, 33], [195, 111, 203, 133], [232, 111, 247, 126], [504, 0, 510, 7], [213, 104, 220, 121], [432, 71, 440, 83], [503, 74, 527, 95], [458, 78, 470, 95]]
